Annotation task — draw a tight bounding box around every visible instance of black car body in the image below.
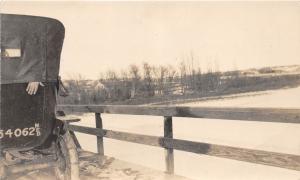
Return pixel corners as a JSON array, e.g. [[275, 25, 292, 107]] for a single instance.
[[1, 14, 65, 151]]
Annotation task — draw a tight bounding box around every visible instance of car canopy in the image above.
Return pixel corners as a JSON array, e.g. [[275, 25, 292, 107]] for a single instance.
[[0, 14, 65, 84]]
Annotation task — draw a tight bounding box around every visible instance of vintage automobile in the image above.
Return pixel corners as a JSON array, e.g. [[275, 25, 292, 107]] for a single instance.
[[0, 14, 79, 179]]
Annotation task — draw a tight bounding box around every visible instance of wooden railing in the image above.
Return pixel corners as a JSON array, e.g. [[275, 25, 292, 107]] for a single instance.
[[57, 105, 300, 174]]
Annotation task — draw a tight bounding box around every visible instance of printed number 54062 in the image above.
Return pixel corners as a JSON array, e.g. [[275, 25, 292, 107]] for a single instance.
[[0, 125, 41, 139]]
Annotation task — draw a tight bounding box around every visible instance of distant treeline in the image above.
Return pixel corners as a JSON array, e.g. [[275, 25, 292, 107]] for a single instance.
[[58, 63, 300, 105]]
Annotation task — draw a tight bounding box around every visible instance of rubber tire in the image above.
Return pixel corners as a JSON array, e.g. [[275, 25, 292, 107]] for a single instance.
[[0, 161, 7, 180], [54, 131, 79, 180]]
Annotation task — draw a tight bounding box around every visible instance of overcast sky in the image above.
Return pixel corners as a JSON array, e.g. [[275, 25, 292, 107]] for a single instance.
[[1, 1, 300, 79]]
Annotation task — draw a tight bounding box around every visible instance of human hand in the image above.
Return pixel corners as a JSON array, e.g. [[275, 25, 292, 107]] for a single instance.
[[26, 82, 40, 95]]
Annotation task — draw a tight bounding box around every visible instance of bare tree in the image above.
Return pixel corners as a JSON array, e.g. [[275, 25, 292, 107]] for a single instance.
[[129, 64, 141, 98], [179, 60, 187, 94], [166, 65, 177, 83], [153, 65, 168, 95], [105, 70, 119, 100], [142, 62, 155, 97]]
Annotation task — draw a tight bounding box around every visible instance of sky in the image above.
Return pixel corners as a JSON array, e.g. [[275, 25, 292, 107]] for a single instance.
[[1, 1, 300, 79]]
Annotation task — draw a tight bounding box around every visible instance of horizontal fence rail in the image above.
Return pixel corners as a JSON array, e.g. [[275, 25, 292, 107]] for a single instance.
[[57, 105, 300, 174], [58, 105, 300, 123], [67, 124, 300, 171]]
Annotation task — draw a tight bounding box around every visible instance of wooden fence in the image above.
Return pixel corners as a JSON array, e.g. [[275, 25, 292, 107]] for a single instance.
[[57, 105, 300, 174]]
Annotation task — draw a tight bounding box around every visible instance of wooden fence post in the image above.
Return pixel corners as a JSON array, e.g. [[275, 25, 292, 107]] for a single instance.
[[164, 116, 174, 174], [95, 113, 104, 157]]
